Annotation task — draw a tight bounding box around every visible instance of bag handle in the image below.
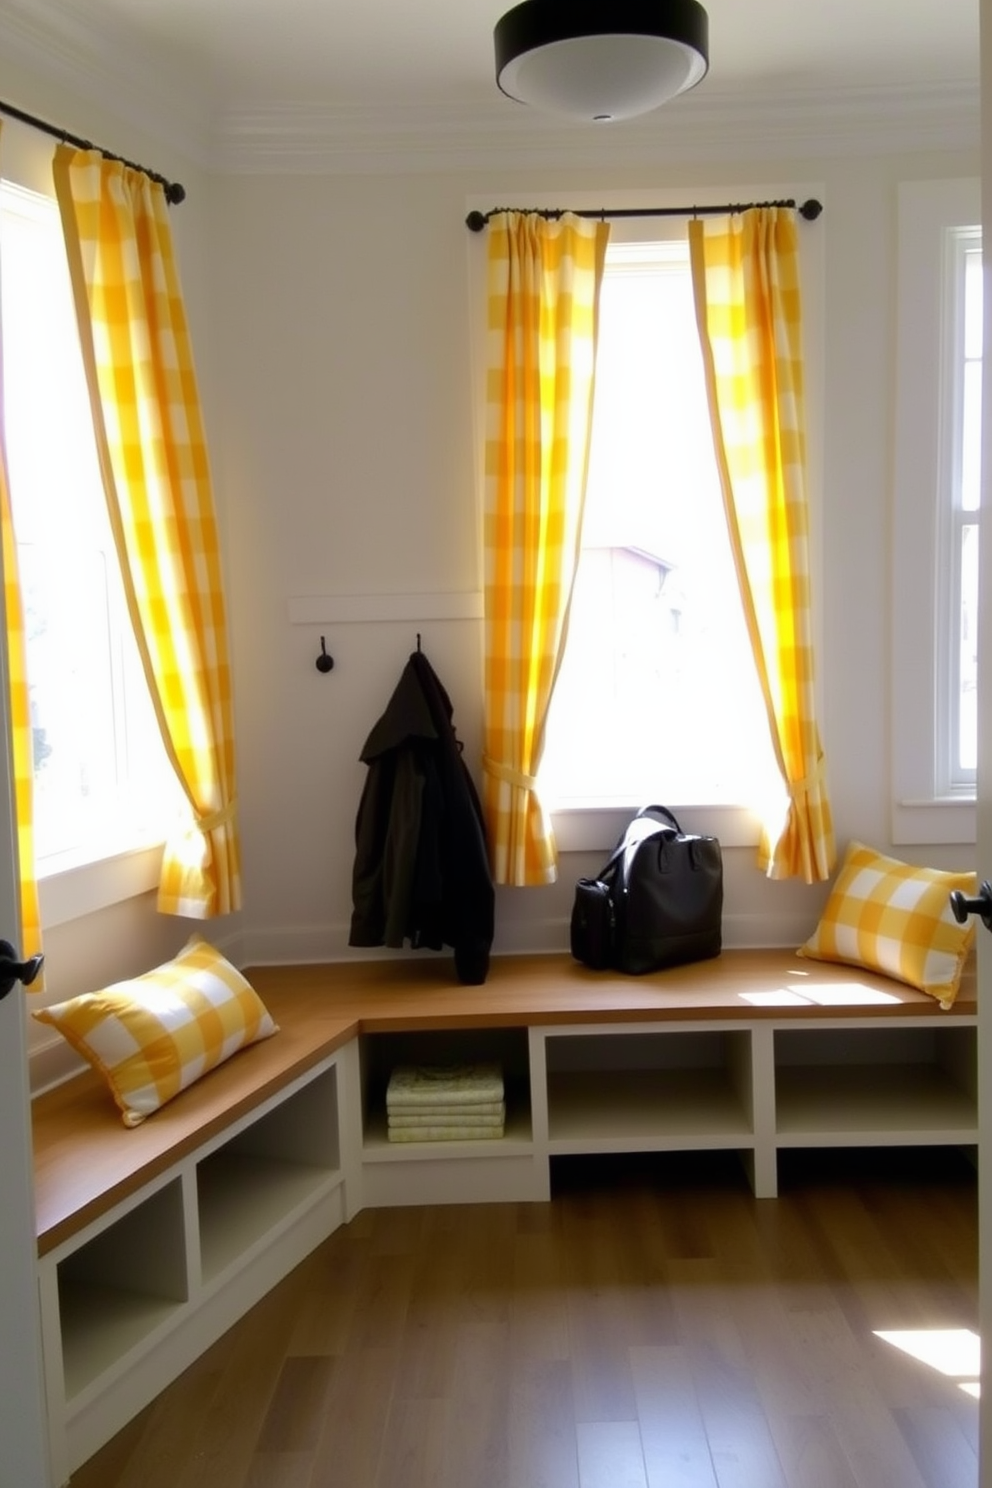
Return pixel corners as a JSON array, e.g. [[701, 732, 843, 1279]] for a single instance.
[[594, 805, 682, 883], [636, 804, 684, 834]]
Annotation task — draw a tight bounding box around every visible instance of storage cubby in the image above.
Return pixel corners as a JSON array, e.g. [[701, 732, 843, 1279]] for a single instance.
[[543, 1028, 755, 1153], [196, 1064, 341, 1283], [359, 1025, 532, 1149], [56, 1177, 187, 1404], [773, 1023, 978, 1146]]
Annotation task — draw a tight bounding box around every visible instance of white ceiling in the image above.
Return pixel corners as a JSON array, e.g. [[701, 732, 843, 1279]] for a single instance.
[[17, 0, 981, 107], [0, 0, 981, 168]]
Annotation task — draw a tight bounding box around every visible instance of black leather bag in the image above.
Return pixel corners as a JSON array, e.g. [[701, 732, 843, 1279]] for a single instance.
[[570, 805, 723, 975]]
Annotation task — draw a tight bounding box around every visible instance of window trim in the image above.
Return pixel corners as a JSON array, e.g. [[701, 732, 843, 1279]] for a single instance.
[[1, 119, 171, 915], [892, 178, 980, 846], [938, 230, 980, 795], [38, 843, 164, 928], [552, 804, 765, 854]]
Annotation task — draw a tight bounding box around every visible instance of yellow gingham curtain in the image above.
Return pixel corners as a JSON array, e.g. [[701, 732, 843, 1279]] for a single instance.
[[0, 120, 42, 980], [483, 211, 609, 885], [52, 145, 241, 917], [0, 429, 42, 976], [689, 208, 834, 882]]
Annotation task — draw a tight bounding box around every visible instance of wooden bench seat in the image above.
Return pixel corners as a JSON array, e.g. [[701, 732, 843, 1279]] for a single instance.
[[32, 947, 976, 1255]]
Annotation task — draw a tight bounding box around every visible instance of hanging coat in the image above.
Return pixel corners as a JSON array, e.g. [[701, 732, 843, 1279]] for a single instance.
[[348, 649, 494, 985]]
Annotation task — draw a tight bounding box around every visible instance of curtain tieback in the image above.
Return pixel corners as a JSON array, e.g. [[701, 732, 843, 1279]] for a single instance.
[[483, 756, 536, 792], [194, 800, 237, 834], [787, 757, 825, 799]]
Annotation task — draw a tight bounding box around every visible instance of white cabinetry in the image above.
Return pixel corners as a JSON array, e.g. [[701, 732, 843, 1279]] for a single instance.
[[36, 957, 978, 1483], [352, 1012, 977, 1211], [773, 1022, 978, 1148], [539, 1027, 755, 1150], [54, 1176, 188, 1407], [39, 1055, 347, 1483], [530, 1015, 977, 1197], [357, 1026, 548, 1205], [196, 1065, 340, 1282]]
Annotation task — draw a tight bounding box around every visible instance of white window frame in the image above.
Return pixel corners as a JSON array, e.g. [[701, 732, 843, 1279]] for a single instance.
[[0, 120, 169, 925], [892, 178, 980, 846], [939, 227, 981, 795]]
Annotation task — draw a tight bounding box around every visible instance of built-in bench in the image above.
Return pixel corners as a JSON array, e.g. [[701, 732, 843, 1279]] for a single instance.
[[31, 948, 979, 1482]]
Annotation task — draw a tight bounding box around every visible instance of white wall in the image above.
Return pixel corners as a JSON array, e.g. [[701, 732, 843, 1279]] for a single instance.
[[0, 48, 981, 1019], [208, 146, 980, 969]]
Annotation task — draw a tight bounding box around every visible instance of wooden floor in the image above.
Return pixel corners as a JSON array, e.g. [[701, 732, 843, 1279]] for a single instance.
[[68, 1148, 980, 1488]]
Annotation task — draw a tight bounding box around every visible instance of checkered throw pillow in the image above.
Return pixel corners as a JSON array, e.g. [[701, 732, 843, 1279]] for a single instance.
[[33, 936, 278, 1126], [797, 841, 977, 1008]]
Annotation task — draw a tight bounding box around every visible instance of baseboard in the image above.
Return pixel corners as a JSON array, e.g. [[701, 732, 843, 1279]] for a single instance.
[[238, 912, 816, 971]]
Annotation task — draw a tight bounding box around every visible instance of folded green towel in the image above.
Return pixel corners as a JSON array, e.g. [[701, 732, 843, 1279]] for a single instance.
[[387, 1123, 505, 1142], [388, 1108, 505, 1129], [385, 1061, 504, 1108], [386, 1099, 506, 1118]]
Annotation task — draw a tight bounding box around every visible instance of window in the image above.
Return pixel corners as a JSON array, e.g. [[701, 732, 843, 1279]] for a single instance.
[[539, 232, 783, 842], [0, 166, 179, 910], [940, 230, 981, 789], [892, 179, 981, 845]]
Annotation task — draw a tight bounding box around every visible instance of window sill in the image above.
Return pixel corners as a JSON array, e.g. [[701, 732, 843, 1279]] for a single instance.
[[891, 797, 976, 848], [38, 841, 165, 928], [552, 803, 763, 855]]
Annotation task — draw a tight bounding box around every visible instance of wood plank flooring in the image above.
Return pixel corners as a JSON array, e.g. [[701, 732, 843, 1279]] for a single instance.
[[67, 1148, 979, 1488]]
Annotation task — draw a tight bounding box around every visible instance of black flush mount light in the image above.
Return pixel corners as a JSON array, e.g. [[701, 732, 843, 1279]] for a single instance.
[[494, 0, 709, 123]]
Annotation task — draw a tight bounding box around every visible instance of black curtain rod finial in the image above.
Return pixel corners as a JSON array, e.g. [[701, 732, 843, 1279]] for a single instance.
[[0, 96, 185, 205]]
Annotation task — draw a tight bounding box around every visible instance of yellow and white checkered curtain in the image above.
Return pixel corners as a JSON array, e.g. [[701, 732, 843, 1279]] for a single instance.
[[0, 426, 42, 976], [52, 145, 241, 917], [0, 121, 43, 980], [483, 211, 609, 885], [689, 208, 835, 882], [0, 468, 42, 974]]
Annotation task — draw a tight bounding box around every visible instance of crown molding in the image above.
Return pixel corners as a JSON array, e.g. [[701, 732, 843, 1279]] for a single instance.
[[212, 81, 979, 175], [0, 0, 978, 178], [0, 0, 212, 168]]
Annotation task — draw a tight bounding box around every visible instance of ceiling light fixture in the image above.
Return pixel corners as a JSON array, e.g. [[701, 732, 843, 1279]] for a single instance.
[[494, 0, 709, 124]]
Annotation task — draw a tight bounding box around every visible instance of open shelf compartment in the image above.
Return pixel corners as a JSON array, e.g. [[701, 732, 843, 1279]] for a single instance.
[[544, 1028, 755, 1151], [56, 1177, 188, 1405], [196, 1063, 341, 1283], [360, 1025, 532, 1152], [773, 1023, 978, 1145]]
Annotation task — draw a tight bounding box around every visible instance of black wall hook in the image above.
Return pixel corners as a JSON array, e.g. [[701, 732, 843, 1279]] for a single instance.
[[315, 636, 335, 674]]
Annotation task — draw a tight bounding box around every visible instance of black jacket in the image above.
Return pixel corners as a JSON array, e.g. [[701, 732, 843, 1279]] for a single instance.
[[348, 650, 495, 984]]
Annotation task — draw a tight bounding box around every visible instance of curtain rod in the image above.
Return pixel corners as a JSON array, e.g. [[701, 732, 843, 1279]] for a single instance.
[[0, 97, 186, 205], [465, 197, 822, 232]]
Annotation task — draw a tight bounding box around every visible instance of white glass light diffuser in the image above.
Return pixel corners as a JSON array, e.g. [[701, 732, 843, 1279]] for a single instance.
[[495, 0, 709, 123]]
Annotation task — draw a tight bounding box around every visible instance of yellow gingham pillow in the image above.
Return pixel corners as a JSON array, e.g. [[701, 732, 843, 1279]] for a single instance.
[[797, 841, 977, 1008], [33, 937, 278, 1126]]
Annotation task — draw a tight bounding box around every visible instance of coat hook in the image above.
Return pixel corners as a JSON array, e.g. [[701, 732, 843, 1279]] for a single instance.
[[416, 632, 422, 652], [316, 636, 335, 674]]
